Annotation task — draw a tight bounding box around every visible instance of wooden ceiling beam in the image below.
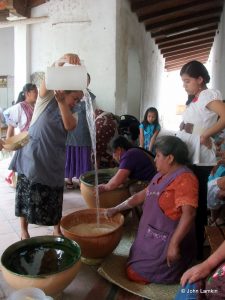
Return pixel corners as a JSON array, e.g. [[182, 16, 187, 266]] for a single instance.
[[166, 55, 208, 66], [163, 47, 212, 59], [0, 9, 9, 20], [165, 59, 208, 71], [155, 25, 218, 45], [165, 51, 210, 64], [165, 57, 208, 71], [11, 0, 30, 18], [27, 0, 47, 8], [138, 0, 219, 22], [145, 8, 221, 31], [129, 0, 223, 71], [161, 39, 214, 54], [132, 0, 198, 15], [151, 17, 220, 38], [130, 0, 165, 12], [158, 34, 215, 50]]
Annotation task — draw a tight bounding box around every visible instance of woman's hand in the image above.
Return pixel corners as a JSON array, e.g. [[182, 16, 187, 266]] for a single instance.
[[167, 242, 181, 267], [180, 261, 211, 286], [200, 135, 212, 149], [97, 184, 108, 194], [54, 90, 65, 104], [104, 207, 119, 218], [56, 53, 81, 66]]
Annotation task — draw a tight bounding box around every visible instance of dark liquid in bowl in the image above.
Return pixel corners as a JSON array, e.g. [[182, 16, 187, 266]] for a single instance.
[[6, 246, 77, 276], [84, 173, 113, 185]]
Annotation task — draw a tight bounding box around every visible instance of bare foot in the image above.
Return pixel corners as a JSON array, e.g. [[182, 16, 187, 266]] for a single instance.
[[53, 230, 64, 237], [21, 232, 30, 240]]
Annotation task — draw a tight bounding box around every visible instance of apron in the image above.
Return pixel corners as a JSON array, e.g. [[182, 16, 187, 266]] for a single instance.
[[10, 98, 67, 187], [127, 166, 196, 283]]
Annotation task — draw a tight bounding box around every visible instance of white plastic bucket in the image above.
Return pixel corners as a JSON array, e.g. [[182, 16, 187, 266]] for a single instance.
[[46, 64, 87, 91], [8, 287, 53, 300]]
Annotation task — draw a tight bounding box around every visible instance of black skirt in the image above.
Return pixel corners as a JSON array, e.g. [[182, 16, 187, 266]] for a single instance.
[[15, 174, 63, 226]]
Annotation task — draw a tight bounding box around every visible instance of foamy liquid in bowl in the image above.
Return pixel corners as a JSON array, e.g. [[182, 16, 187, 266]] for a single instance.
[[69, 223, 116, 236]]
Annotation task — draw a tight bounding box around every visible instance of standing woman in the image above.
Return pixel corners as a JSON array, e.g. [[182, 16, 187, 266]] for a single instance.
[[177, 60, 225, 259], [95, 108, 118, 168], [65, 74, 95, 189], [4, 83, 38, 185], [4, 83, 38, 138], [9, 53, 84, 239]]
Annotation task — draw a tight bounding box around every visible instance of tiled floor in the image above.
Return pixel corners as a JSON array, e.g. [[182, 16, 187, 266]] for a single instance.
[[0, 154, 102, 299], [0, 155, 87, 258]]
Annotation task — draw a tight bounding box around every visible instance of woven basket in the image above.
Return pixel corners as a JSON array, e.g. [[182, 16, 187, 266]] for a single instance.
[[98, 254, 180, 300], [3, 132, 29, 151]]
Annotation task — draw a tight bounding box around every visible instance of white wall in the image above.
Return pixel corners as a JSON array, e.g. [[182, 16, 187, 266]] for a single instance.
[[14, 25, 30, 99], [30, 0, 117, 112], [116, 0, 165, 120], [0, 27, 14, 108], [207, 1, 225, 99], [0, 28, 14, 75]]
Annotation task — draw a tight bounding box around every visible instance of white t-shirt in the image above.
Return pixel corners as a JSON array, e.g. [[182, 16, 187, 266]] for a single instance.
[[30, 91, 54, 126], [177, 89, 223, 166], [4, 103, 27, 133]]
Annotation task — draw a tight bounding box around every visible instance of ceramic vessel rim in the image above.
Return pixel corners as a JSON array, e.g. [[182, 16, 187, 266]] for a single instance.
[[61, 209, 124, 238], [79, 168, 118, 187], [1, 235, 81, 278]]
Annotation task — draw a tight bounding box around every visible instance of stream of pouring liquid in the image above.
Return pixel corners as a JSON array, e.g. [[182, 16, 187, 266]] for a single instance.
[[84, 90, 100, 226]]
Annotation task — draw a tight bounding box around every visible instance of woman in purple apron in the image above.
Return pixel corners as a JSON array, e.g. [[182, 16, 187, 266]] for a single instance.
[[106, 135, 198, 284]]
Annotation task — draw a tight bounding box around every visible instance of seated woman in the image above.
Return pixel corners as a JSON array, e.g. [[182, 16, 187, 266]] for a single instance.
[[207, 159, 225, 225], [106, 136, 198, 284], [95, 108, 119, 168], [177, 240, 225, 299], [97, 135, 156, 196]]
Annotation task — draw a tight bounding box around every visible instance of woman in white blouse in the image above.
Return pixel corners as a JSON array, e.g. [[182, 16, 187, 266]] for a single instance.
[[177, 60, 225, 260]]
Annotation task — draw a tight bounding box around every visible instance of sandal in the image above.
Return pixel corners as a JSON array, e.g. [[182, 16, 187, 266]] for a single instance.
[[66, 182, 74, 189]]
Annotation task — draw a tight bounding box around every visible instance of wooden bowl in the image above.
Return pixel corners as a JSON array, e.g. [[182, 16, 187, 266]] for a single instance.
[[3, 131, 29, 151], [61, 208, 124, 259], [1, 236, 81, 296], [80, 168, 130, 208]]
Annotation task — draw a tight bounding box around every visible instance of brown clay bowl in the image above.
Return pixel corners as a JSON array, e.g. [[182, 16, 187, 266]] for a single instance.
[[80, 168, 130, 208], [61, 208, 124, 259], [1, 236, 81, 296]]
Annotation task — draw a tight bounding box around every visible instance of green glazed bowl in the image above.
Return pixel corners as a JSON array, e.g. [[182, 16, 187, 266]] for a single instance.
[[1, 235, 81, 296], [80, 168, 131, 208]]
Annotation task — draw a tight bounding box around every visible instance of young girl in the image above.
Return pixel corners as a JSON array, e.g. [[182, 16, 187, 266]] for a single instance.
[[177, 60, 225, 259], [139, 107, 160, 153]]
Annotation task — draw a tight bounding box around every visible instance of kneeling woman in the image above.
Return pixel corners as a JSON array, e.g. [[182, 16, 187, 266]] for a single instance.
[[97, 135, 156, 196], [106, 135, 198, 284]]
